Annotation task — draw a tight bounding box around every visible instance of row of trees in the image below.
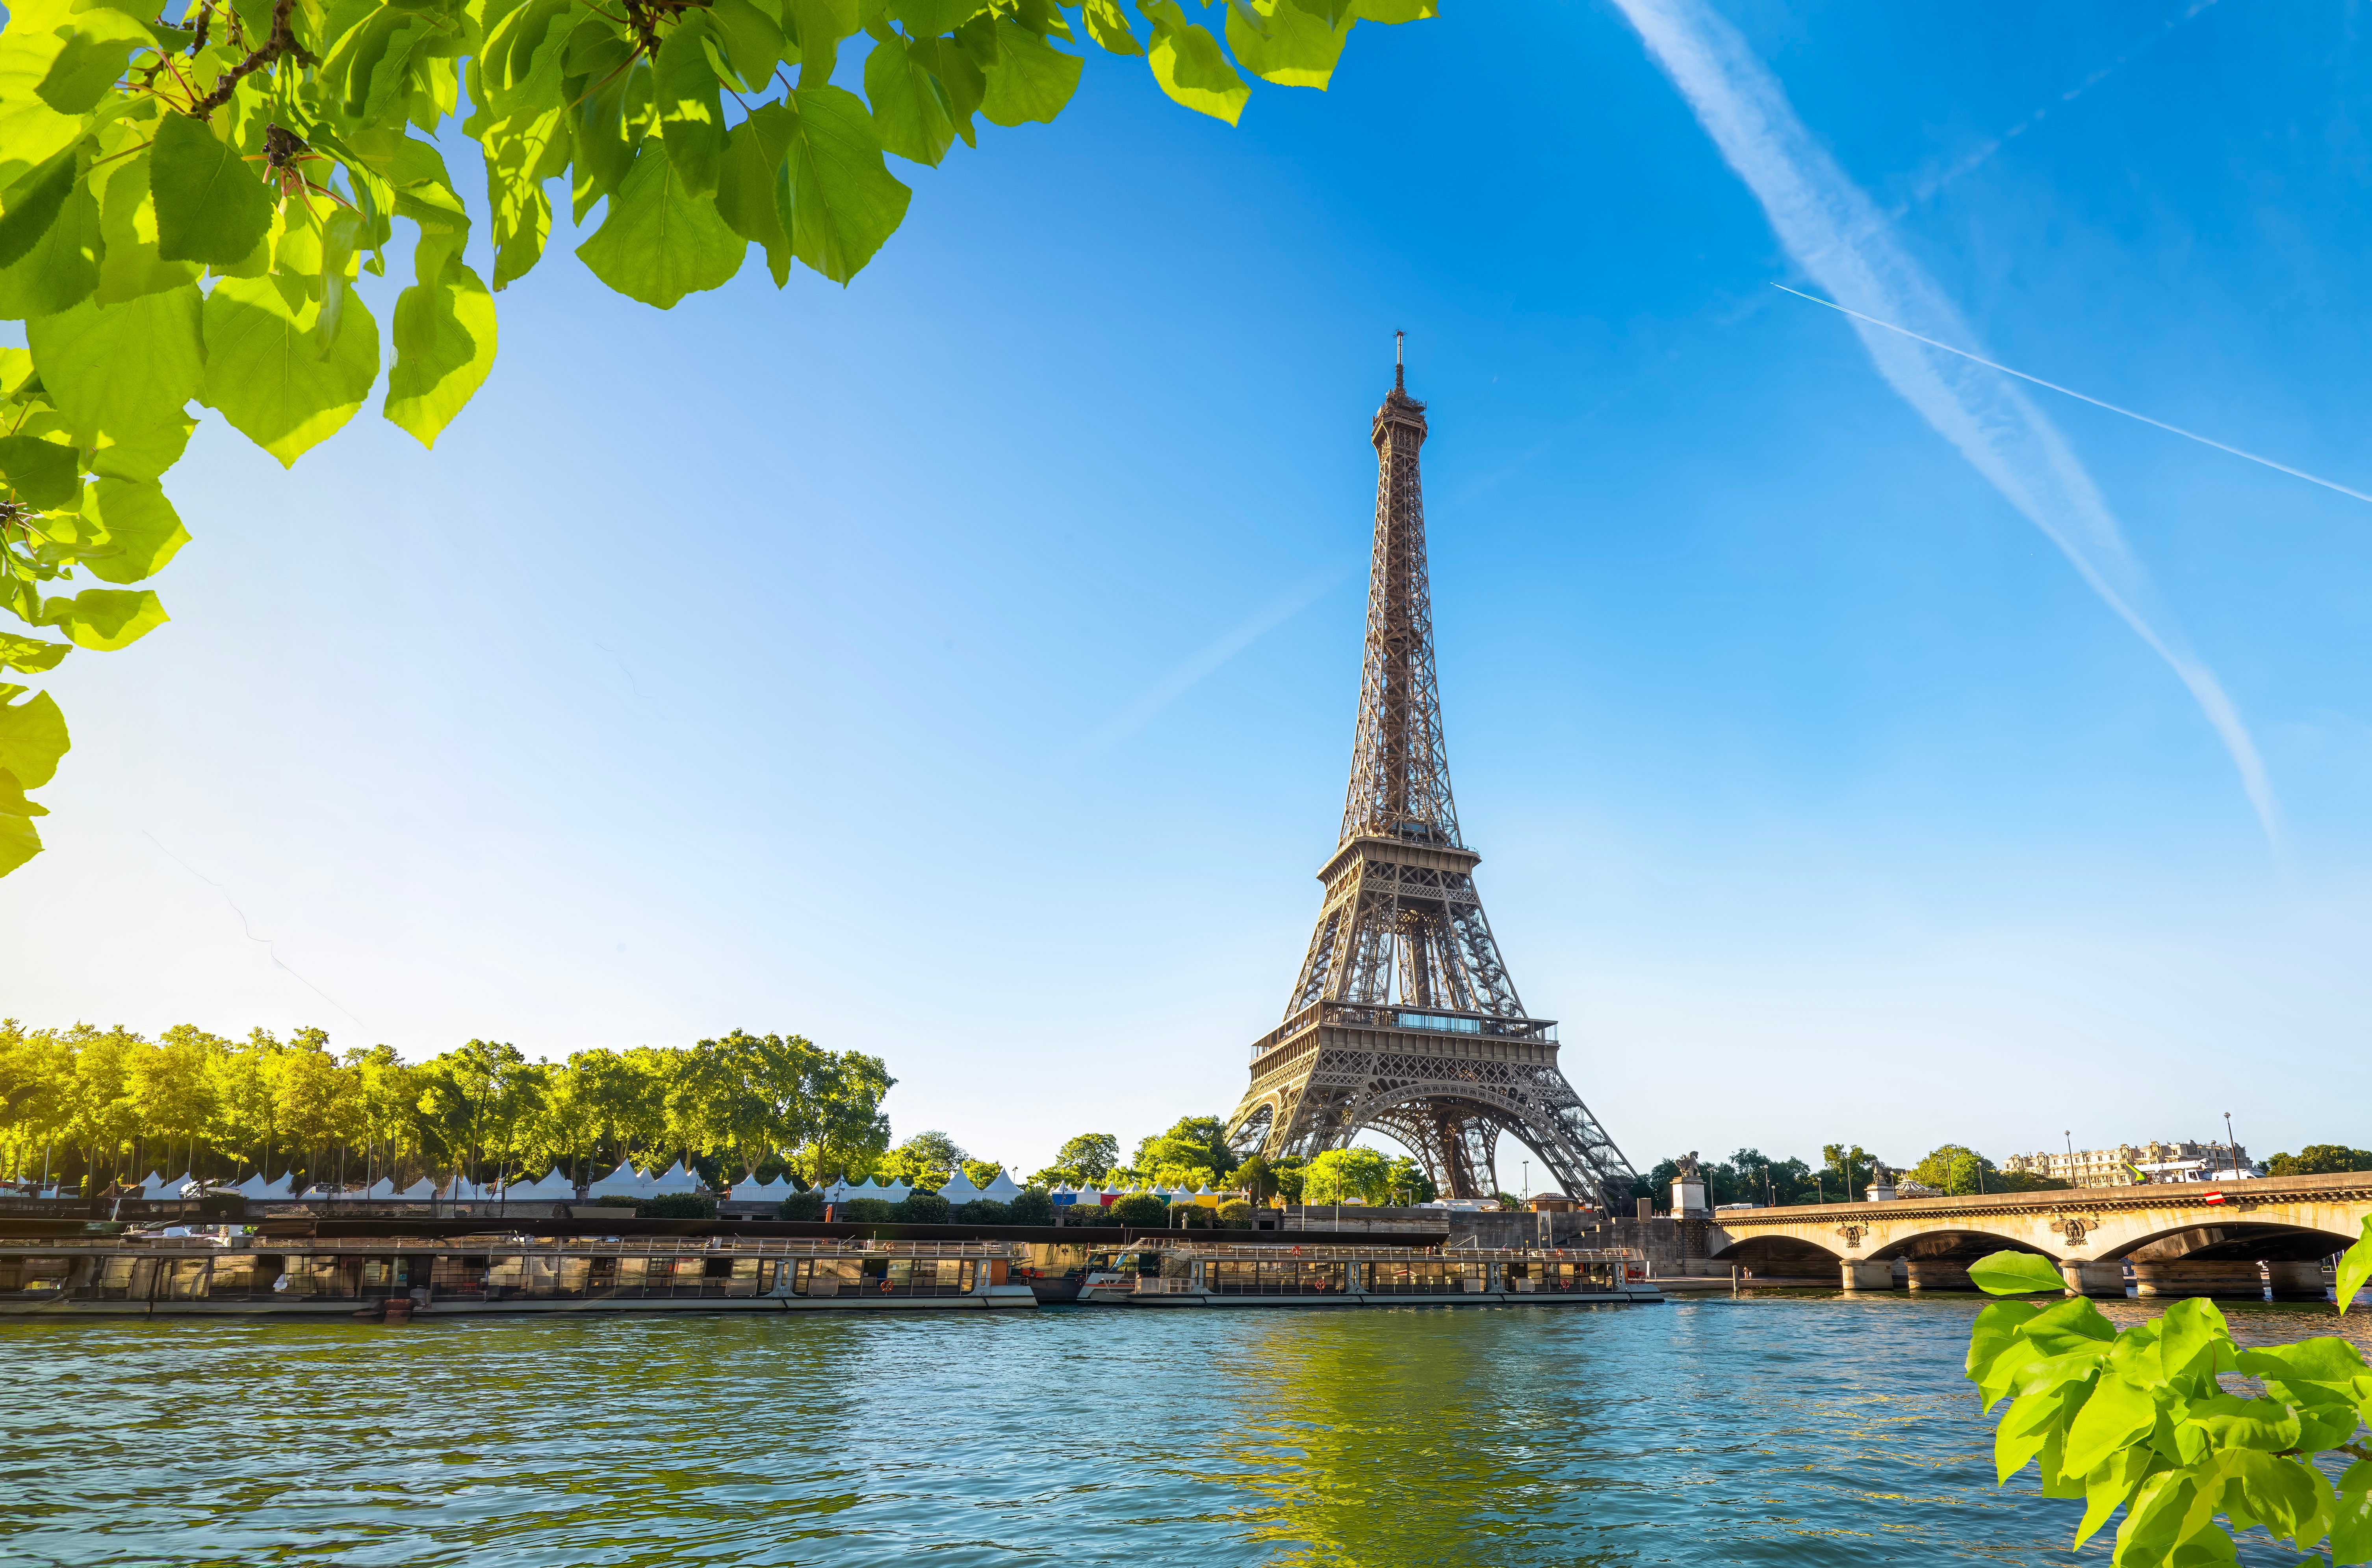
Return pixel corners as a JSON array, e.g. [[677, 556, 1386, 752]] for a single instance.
[[1029, 1117, 1440, 1208], [0, 1021, 904, 1196], [1634, 1143, 2072, 1207]]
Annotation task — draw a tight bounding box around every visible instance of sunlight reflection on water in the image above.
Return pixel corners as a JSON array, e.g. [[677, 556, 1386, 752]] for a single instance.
[[4, 1293, 2364, 1566]]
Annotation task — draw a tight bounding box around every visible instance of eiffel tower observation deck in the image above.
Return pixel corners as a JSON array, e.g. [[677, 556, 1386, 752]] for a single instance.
[[1224, 342, 1640, 1207]]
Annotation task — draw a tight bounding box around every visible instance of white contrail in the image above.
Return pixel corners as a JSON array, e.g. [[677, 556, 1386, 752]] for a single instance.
[[1613, 0, 2279, 845], [1064, 565, 1353, 762], [1773, 284, 2372, 508]]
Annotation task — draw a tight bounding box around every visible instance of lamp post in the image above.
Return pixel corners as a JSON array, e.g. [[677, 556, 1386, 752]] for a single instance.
[[2224, 1112, 2238, 1180]]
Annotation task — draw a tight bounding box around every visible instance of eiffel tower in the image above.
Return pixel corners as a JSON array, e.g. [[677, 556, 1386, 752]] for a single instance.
[[1224, 341, 1639, 1207]]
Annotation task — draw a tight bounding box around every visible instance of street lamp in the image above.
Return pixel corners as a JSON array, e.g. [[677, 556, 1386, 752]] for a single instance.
[[2224, 1112, 2238, 1180]]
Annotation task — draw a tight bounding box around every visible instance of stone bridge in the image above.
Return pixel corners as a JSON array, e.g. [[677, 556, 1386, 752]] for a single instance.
[[1701, 1171, 2372, 1297]]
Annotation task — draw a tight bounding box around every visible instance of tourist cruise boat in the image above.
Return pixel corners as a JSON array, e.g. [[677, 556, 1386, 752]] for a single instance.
[[0, 1226, 1035, 1316], [1071, 1242, 1662, 1309]]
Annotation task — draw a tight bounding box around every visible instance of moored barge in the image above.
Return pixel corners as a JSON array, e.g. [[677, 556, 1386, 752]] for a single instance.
[[0, 1229, 1034, 1316], [1071, 1243, 1662, 1308]]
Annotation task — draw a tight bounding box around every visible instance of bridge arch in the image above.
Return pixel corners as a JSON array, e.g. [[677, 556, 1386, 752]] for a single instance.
[[2099, 1220, 2356, 1263]]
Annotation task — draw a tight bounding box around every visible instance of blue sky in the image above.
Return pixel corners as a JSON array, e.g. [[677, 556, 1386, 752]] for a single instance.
[[12, 0, 2372, 1182]]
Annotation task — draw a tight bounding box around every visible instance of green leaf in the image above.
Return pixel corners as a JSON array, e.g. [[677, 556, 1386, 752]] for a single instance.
[[0, 433, 78, 508], [1225, 0, 1349, 89], [2159, 1296, 2235, 1383], [45, 585, 165, 650], [76, 478, 189, 584], [0, 0, 91, 185], [25, 285, 206, 450], [575, 134, 746, 308], [1141, 0, 1249, 124], [0, 140, 82, 271], [0, 758, 45, 816], [0, 150, 97, 319], [889, 0, 983, 32], [1966, 1299, 2042, 1383], [1080, 0, 1141, 53], [149, 111, 274, 267], [1971, 1249, 2068, 1296], [1350, 0, 1433, 19], [201, 272, 384, 465], [94, 146, 203, 305], [655, 13, 726, 198], [784, 85, 911, 283], [0, 803, 41, 875], [2075, 1444, 2157, 1549], [2231, 1451, 2331, 1549], [979, 19, 1081, 125], [572, 56, 649, 218], [714, 100, 796, 285], [0, 633, 70, 674], [2332, 1461, 2372, 1565], [2064, 1372, 2160, 1477], [0, 687, 68, 789], [709, 0, 788, 88], [1997, 1377, 2088, 1485], [2187, 1393, 2305, 1454], [864, 31, 959, 165], [2339, 1217, 2372, 1316], [35, 9, 155, 113], [385, 254, 496, 447]]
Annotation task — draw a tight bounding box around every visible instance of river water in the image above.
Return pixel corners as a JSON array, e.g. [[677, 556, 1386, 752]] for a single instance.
[[4, 1291, 2364, 1566]]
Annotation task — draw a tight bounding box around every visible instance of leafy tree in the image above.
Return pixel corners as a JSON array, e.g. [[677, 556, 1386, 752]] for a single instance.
[[1821, 1143, 1889, 1203], [837, 1196, 894, 1223], [1133, 1115, 1238, 1187], [1302, 1147, 1390, 1205], [1032, 1131, 1119, 1188], [1270, 1157, 1306, 1202], [1214, 1198, 1253, 1227], [1381, 1154, 1435, 1206], [1109, 1191, 1167, 1227], [2265, 1145, 2372, 1177], [879, 1129, 965, 1189], [892, 1190, 950, 1224], [960, 1158, 1004, 1189], [776, 1187, 824, 1221], [1006, 1186, 1054, 1226], [0, 0, 1440, 876], [633, 1192, 716, 1220], [1235, 1153, 1274, 1204], [1908, 1144, 1996, 1196], [954, 1198, 1008, 1223]]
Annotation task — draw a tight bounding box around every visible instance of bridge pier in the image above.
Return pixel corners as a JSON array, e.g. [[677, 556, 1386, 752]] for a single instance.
[[1903, 1259, 1972, 1291], [2060, 1262, 2126, 1297], [1840, 1261, 1895, 1292], [2131, 1260, 2265, 1299], [2267, 1261, 2329, 1301]]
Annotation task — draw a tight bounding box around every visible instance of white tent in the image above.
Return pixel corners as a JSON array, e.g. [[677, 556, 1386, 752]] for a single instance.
[[585, 1160, 644, 1199], [874, 1178, 912, 1203], [936, 1172, 985, 1207], [817, 1178, 863, 1203], [394, 1177, 437, 1201], [1049, 1183, 1077, 1205], [643, 1160, 707, 1195], [137, 1170, 191, 1198], [232, 1173, 290, 1200], [736, 1171, 780, 1195], [356, 1178, 396, 1200], [978, 1170, 1024, 1204], [503, 1167, 577, 1201]]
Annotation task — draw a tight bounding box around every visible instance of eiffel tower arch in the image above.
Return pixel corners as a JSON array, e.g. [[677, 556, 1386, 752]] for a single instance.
[[1224, 343, 1640, 1208]]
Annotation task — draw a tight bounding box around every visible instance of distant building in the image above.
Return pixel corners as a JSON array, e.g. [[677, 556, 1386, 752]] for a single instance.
[[2002, 1141, 2256, 1188]]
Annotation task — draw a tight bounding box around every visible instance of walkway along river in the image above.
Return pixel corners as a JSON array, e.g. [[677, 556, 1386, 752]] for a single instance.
[[4, 1290, 2363, 1566]]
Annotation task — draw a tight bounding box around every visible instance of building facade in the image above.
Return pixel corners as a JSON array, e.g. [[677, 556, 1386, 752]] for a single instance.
[[2001, 1141, 2255, 1188]]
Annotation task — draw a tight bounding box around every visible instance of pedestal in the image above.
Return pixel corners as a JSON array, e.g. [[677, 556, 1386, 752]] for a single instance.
[[1841, 1260, 1895, 1292], [2131, 1260, 2264, 1299], [2060, 1261, 2126, 1298]]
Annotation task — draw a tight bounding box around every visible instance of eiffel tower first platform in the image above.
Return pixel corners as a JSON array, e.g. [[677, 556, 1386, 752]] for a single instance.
[[1223, 345, 1640, 1208]]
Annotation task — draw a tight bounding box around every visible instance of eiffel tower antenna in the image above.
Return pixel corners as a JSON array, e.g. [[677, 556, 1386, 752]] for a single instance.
[[1225, 355, 1639, 1207]]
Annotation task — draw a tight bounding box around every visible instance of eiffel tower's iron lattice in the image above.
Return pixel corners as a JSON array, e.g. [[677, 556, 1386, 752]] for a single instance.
[[1224, 344, 1639, 1207]]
